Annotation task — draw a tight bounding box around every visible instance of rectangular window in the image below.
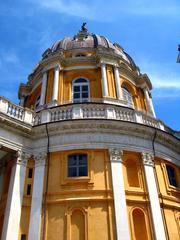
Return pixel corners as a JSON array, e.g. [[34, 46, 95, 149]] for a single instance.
[[166, 165, 178, 187], [28, 168, 33, 178], [27, 184, 31, 195], [68, 154, 88, 177]]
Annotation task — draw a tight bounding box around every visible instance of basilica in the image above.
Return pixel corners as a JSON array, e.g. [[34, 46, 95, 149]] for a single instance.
[[0, 25, 179, 240]]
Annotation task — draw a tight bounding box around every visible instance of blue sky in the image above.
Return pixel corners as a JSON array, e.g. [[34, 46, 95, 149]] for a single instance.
[[0, 0, 180, 130]]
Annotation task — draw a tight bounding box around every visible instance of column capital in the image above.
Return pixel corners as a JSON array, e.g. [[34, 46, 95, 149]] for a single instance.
[[141, 152, 154, 166], [34, 152, 47, 167], [109, 148, 123, 162], [16, 150, 31, 166]]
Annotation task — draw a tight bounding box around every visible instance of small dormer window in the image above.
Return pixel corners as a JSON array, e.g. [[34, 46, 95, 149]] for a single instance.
[[72, 78, 89, 103], [75, 54, 86, 57]]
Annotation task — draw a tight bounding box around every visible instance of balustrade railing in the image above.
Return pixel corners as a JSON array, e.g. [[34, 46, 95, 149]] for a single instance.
[[0, 96, 34, 125], [0, 96, 166, 132]]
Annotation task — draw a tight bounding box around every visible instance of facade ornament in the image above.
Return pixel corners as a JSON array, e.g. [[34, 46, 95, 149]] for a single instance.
[[34, 152, 47, 167], [109, 148, 123, 162], [16, 150, 31, 166], [141, 152, 154, 166]]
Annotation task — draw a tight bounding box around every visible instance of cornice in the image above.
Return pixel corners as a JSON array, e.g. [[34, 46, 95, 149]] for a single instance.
[[32, 119, 180, 155], [0, 113, 32, 135]]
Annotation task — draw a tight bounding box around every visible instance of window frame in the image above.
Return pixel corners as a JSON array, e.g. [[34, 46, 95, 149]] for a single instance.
[[72, 78, 90, 103], [166, 165, 178, 188], [122, 87, 134, 108], [68, 154, 88, 178]]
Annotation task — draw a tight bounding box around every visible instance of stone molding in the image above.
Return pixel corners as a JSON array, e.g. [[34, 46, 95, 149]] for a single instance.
[[109, 148, 123, 163], [141, 152, 154, 166], [16, 150, 31, 166], [34, 152, 47, 167]]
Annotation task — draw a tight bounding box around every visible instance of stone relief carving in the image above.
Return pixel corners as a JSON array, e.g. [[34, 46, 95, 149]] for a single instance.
[[16, 150, 31, 166], [141, 152, 154, 166], [109, 148, 123, 162], [34, 152, 47, 167]]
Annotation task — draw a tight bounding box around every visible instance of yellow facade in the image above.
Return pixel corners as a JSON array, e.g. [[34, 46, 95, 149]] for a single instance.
[[0, 26, 180, 240]]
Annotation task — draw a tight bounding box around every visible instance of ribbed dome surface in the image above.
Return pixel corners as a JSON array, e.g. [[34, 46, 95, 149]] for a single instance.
[[50, 26, 134, 65]]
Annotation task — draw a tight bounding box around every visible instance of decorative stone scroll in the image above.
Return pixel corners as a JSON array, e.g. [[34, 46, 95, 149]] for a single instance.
[[16, 150, 31, 166], [141, 152, 154, 167], [109, 148, 123, 162], [34, 152, 47, 167]]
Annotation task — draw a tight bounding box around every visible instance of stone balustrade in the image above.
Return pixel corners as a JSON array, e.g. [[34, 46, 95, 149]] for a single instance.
[[0, 96, 166, 131], [0, 96, 34, 125]]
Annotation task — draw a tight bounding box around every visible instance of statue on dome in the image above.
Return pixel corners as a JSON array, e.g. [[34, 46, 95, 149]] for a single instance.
[[81, 22, 87, 32]]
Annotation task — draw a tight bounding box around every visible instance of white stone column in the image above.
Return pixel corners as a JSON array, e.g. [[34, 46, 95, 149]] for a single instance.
[[40, 71, 48, 106], [28, 153, 46, 240], [52, 66, 59, 102], [142, 153, 166, 240], [2, 151, 29, 240], [143, 88, 156, 118], [101, 63, 108, 97], [109, 149, 130, 240], [114, 66, 123, 99]]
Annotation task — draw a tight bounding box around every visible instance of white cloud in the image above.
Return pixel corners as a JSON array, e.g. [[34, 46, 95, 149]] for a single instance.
[[27, 0, 180, 21], [28, 0, 97, 20]]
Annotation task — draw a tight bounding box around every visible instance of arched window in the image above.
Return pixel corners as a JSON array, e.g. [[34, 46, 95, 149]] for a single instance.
[[72, 78, 89, 103], [122, 87, 134, 108]]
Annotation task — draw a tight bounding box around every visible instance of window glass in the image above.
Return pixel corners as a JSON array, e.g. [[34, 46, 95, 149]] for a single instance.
[[21, 234, 26, 240], [72, 78, 89, 103], [166, 165, 178, 187], [122, 87, 133, 108], [68, 154, 88, 177], [28, 168, 33, 178]]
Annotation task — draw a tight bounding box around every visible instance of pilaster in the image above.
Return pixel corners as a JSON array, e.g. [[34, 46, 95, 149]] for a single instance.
[[109, 148, 130, 240], [28, 152, 47, 240], [142, 152, 166, 240], [2, 150, 30, 240]]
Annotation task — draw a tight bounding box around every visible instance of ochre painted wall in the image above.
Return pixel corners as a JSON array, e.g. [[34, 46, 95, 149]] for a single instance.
[[25, 84, 41, 109], [45, 69, 54, 104]]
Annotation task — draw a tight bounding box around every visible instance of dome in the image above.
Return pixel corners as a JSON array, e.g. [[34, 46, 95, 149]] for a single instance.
[[44, 24, 135, 67]]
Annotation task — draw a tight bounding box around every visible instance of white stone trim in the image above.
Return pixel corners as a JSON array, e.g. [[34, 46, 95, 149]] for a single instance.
[[114, 66, 123, 99], [52, 66, 60, 102], [1, 151, 30, 240], [40, 71, 47, 106], [101, 63, 108, 97], [109, 149, 130, 240], [28, 152, 46, 240], [142, 152, 166, 240], [143, 88, 156, 118]]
